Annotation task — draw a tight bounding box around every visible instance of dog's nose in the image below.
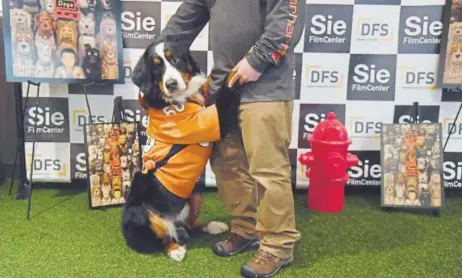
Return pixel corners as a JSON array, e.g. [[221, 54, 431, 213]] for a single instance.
[[457, 54, 460, 59], [85, 25, 89, 28], [165, 79, 178, 91], [21, 44, 26, 49]]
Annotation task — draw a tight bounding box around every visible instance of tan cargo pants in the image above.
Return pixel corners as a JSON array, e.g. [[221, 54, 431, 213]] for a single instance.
[[210, 100, 301, 259]]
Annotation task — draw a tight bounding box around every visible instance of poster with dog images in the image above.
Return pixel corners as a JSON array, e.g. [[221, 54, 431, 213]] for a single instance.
[[439, 0, 462, 88], [1, 0, 124, 84], [84, 122, 141, 209], [380, 123, 445, 209]]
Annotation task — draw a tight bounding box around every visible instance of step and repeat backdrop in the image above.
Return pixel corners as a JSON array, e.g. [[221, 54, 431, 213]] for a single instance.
[[21, 0, 462, 189]]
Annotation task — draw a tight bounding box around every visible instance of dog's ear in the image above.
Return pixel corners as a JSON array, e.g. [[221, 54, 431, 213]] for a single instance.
[[132, 46, 157, 96], [132, 48, 152, 95]]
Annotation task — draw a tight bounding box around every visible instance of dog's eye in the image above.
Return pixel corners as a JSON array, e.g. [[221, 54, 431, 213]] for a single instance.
[[171, 57, 179, 64]]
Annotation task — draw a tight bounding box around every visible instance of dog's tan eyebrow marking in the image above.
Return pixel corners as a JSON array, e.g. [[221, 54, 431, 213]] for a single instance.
[[154, 58, 161, 64], [165, 50, 173, 57]]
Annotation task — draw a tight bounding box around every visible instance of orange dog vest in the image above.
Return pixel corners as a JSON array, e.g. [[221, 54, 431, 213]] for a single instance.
[[138, 94, 220, 199]]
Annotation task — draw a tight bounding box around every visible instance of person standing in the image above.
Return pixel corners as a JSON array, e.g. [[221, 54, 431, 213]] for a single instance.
[[157, 1, 305, 277]]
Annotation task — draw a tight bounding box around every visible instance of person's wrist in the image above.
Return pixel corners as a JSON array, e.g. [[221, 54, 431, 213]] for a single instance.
[[245, 53, 267, 74]]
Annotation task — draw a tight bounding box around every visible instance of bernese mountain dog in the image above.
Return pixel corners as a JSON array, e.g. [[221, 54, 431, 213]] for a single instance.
[[121, 40, 241, 262]]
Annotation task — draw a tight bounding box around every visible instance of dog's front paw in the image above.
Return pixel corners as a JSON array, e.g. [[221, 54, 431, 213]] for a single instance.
[[203, 221, 229, 235], [166, 243, 186, 262]]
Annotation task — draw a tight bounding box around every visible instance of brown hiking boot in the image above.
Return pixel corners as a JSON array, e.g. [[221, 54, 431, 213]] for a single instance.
[[212, 233, 259, 257], [241, 250, 293, 278]]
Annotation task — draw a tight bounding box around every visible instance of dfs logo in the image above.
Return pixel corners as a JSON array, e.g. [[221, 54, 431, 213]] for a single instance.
[[297, 104, 346, 149], [26, 154, 67, 177], [399, 6, 444, 53], [347, 54, 396, 101], [72, 109, 106, 130], [356, 18, 393, 41], [124, 59, 133, 82], [304, 5, 353, 53], [349, 117, 381, 139], [121, 1, 160, 49], [442, 116, 462, 138], [25, 98, 70, 142], [305, 65, 343, 88], [399, 66, 436, 90]]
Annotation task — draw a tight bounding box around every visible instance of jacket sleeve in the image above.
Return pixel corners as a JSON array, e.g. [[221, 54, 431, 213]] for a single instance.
[[157, 0, 210, 48], [245, 0, 305, 73]]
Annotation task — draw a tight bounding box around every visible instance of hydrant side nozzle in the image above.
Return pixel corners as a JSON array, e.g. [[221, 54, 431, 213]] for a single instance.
[[299, 152, 314, 166], [346, 153, 359, 167]]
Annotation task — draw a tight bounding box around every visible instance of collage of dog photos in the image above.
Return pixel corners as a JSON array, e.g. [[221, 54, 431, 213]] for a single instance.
[[3, 0, 124, 83], [381, 123, 444, 209], [84, 122, 141, 209], [440, 0, 462, 86]]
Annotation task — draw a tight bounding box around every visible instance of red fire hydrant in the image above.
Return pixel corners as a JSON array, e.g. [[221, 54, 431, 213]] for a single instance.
[[298, 112, 359, 213]]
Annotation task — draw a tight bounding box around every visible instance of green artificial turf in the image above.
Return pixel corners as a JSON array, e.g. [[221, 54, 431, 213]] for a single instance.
[[1, 182, 462, 278]]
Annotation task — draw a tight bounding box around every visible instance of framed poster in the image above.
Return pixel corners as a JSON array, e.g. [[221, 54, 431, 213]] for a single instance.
[[380, 123, 444, 209], [84, 122, 142, 209], [438, 0, 462, 88], [2, 0, 125, 84]]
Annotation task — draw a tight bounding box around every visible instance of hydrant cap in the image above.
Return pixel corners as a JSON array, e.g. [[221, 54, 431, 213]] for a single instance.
[[327, 112, 336, 120], [310, 112, 351, 145]]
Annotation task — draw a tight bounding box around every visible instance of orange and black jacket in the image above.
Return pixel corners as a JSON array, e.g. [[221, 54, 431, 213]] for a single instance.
[[138, 83, 239, 199]]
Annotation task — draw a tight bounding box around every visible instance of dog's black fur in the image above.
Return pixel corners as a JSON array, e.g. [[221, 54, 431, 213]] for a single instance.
[[82, 44, 102, 81], [122, 40, 241, 254], [122, 172, 190, 253], [131, 42, 203, 108], [131, 40, 240, 137]]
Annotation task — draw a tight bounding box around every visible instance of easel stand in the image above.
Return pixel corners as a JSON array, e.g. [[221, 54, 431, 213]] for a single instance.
[[412, 102, 440, 217], [112, 96, 126, 123], [8, 81, 41, 220], [81, 82, 126, 124], [8, 81, 125, 218]]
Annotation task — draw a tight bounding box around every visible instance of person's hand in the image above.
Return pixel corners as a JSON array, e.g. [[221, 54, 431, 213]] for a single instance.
[[228, 58, 262, 88], [142, 160, 156, 174]]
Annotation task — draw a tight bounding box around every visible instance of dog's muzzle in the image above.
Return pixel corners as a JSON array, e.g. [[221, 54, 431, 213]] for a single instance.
[[165, 79, 178, 92]]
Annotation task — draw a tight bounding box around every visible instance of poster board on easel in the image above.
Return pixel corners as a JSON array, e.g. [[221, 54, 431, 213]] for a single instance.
[[380, 123, 444, 210]]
